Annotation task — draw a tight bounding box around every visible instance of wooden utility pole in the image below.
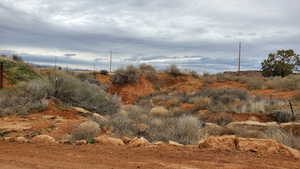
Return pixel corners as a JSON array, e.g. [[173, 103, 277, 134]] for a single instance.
[[0, 62, 3, 89], [238, 41, 241, 75], [109, 51, 112, 73]]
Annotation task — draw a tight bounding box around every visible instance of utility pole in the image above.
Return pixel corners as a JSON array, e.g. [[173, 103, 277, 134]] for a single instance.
[[0, 62, 3, 89], [238, 41, 241, 75], [109, 51, 112, 73]]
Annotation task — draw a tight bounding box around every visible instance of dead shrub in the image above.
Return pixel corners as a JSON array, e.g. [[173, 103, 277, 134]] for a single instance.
[[139, 64, 157, 81], [112, 65, 140, 85], [165, 65, 183, 77]]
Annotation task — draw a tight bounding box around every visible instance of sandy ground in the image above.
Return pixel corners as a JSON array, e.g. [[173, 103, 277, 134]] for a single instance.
[[0, 141, 300, 169]]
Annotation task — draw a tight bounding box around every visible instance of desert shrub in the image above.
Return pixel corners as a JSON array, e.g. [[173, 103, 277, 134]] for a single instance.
[[100, 69, 109, 75], [112, 65, 140, 85], [165, 65, 183, 77], [76, 73, 103, 87], [265, 75, 300, 90], [0, 79, 49, 116], [194, 88, 249, 105], [262, 127, 294, 146], [48, 72, 120, 115], [211, 115, 234, 126], [189, 71, 199, 78], [245, 78, 264, 90], [139, 64, 157, 81], [147, 115, 203, 144], [12, 55, 24, 62], [95, 104, 203, 144], [272, 110, 294, 123], [70, 121, 100, 142]]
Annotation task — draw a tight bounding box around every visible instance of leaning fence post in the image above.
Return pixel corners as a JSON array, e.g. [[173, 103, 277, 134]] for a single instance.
[[289, 100, 295, 121]]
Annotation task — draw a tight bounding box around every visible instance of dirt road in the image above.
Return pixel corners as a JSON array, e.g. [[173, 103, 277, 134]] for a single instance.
[[0, 141, 299, 169]]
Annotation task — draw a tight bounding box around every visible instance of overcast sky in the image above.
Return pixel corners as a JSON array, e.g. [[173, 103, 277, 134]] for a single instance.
[[0, 0, 299, 73]]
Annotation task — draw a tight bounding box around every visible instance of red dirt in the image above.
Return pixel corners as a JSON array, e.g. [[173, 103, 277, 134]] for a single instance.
[[95, 73, 111, 84], [201, 111, 274, 123], [209, 81, 247, 89], [0, 142, 299, 169], [35, 100, 79, 120], [251, 89, 299, 99], [108, 74, 156, 104]]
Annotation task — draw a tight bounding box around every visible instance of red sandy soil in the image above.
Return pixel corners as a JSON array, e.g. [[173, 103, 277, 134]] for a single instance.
[[251, 89, 299, 99], [96, 73, 299, 104], [108, 74, 156, 104], [201, 111, 274, 123], [101, 73, 203, 104], [209, 81, 247, 89], [0, 142, 299, 169]]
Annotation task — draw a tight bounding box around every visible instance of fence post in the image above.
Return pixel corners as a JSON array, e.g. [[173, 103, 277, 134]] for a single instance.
[[0, 62, 3, 89], [289, 100, 295, 121]]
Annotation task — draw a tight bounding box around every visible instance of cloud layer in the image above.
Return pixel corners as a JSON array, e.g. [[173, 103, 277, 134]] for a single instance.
[[0, 0, 300, 72]]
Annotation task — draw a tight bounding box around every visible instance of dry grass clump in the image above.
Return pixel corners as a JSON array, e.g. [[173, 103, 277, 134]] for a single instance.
[[150, 106, 172, 117], [112, 65, 140, 85], [70, 121, 100, 142]]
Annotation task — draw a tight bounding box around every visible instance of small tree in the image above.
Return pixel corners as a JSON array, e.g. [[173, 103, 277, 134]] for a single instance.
[[261, 49, 300, 77]]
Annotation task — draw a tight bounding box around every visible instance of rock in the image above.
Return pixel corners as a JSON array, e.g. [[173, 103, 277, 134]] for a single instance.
[[31, 135, 57, 145], [168, 140, 183, 146], [94, 136, 124, 146], [198, 135, 300, 159], [199, 123, 234, 140], [121, 136, 132, 144], [15, 137, 29, 143], [128, 137, 150, 147], [226, 121, 278, 132], [150, 106, 171, 117], [153, 141, 164, 145], [72, 107, 92, 116], [3, 137, 14, 142], [42, 115, 56, 120], [238, 137, 300, 159], [60, 134, 72, 144], [199, 135, 238, 151], [92, 113, 106, 120], [75, 140, 87, 145], [248, 116, 259, 122]]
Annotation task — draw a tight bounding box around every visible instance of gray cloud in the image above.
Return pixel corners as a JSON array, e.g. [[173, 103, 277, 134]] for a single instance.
[[0, 0, 300, 73]]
